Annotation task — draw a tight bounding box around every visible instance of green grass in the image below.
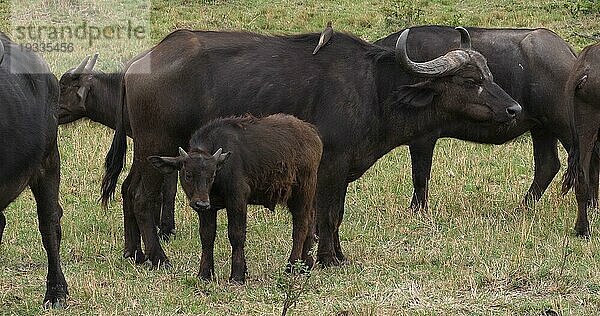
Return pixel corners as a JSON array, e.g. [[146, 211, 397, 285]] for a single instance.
[[1, 0, 600, 314]]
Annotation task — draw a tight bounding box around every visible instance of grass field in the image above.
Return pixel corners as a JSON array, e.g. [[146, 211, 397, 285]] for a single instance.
[[1, 0, 600, 314]]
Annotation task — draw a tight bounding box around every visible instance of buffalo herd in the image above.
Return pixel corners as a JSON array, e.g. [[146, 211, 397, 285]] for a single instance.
[[0, 24, 598, 307]]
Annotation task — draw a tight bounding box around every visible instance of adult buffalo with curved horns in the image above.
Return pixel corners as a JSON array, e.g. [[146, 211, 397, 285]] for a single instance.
[[101, 27, 521, 267], [58, 53, 179, 240], [375, 26, 580, 231]]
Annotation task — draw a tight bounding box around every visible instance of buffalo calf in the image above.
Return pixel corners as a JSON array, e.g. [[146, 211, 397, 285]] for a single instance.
[[149, 114, 322, 282]]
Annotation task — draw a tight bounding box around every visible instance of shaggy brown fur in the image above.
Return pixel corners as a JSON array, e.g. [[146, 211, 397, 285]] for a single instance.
[[149, 114, 322, 282]]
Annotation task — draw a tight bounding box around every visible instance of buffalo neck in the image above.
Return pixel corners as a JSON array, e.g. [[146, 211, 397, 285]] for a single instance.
[[381, 95, 447, 152], [374, 60, 449, 155], [86, 72, 124, 132]]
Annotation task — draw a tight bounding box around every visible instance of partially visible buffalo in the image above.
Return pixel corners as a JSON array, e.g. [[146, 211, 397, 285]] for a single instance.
[[58, 55, 178, 240], [101, 27, 521, 267], [149, 114, 322, 282], [0, 34, 68, 307], [564, 41, 600, 236], [375, 26, 580, 226]]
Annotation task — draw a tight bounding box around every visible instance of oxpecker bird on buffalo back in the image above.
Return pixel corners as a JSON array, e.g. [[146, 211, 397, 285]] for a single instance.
[[313, 21, 333, 55], [100, 27, 521, 269]]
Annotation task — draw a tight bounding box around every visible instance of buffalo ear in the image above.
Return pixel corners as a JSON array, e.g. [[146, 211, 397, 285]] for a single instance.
[[77, 86, 89, 99], [392, 81, 436, 108], [77, 75, 94, 100], [576, 74, 588, 91], [216, 151, 231, 169], [147, 156, 182, 174]]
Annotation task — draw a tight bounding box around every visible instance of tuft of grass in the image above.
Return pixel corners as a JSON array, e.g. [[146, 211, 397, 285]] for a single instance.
[[1, 0, 600, 314]]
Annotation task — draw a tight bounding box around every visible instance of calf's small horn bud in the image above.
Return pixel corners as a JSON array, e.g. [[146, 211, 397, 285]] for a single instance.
[[178, 147, 189, 158]]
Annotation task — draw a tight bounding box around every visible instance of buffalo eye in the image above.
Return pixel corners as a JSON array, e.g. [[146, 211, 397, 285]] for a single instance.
[[184, 171, 192, 182], [464, 78, 480, 87]]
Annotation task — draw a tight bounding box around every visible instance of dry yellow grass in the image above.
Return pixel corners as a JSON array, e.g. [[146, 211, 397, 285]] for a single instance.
[[0, 0, 599, 314]]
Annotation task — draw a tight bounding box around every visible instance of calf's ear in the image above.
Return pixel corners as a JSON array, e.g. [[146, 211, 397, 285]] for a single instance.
[[391, 81, 436, 108], [215, 149, 231, 169], [147, 156, 182, 174]]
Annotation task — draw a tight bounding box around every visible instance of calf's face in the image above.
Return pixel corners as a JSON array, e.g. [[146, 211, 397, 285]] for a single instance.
[[148, 147, 230, 211], [58, 54, 98, 124]]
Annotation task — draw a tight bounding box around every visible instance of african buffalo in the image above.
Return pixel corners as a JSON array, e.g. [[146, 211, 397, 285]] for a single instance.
[[0, 34, 67, 307], [563, 41, 600, 236], [101, 27, 521, 267], [58, 55, 178, 240], [374, 26, 580, 222], [149, 114, 322, 282]]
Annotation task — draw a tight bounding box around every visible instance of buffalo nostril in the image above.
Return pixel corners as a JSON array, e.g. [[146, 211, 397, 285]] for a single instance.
[[192, 200, 210, 210], [506, 103, 522, 117]]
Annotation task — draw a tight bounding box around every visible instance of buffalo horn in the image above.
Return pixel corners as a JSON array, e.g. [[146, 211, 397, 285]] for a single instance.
[[0, 40, 4, 64], [212, 148, 223, 159], [396, 29, 470, 77], [72, 55, 90, 74], [84, 52, 99, 73], [455, 27, 471, 50], [178, 147, 189, 158]]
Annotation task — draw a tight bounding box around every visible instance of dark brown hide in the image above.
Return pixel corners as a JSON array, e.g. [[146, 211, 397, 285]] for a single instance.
[[101, 28, 520, 267], [564, 42, 600, 236], [150, 114, 322, 282]]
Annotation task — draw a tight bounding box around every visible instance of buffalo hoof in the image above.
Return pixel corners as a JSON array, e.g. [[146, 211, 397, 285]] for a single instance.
[[144, 259, 172, 270], [43, 298, 66, 309], [123, 249, 146, 264], [574, 228, 590, 238], [43, 285, 68, 309], [408, 204, 424, 214], [317, 254, 341, 267], [335, 251, 348, 264], [285, 261, 312, 274], [158, 228, 176, 242], [229, 276, 245, 285], [198, 269, 214, 281], [146, 252, 171, 269], [542, 308, 559, 316], [302, 256, 315, 270]]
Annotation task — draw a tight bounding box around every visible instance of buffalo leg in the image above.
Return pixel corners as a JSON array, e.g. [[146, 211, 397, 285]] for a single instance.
[[408, 137, 437, 212], [302, 193, 317, 268], [572, 122, 600, 237], [575, 176, 591, 237], [29, 145, 68, 308], [315, 159, 348, 267], [588, 152, 599, 208], [197, 208, 218, 280], [286, 187, 313, 270], [131, 157, 169, 267], [122, 172, 145, 263], [0, 211, 5, 245], [226, 203, 248, 283], [523, 130, 560, 206], [159, 173, 178, 241]]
